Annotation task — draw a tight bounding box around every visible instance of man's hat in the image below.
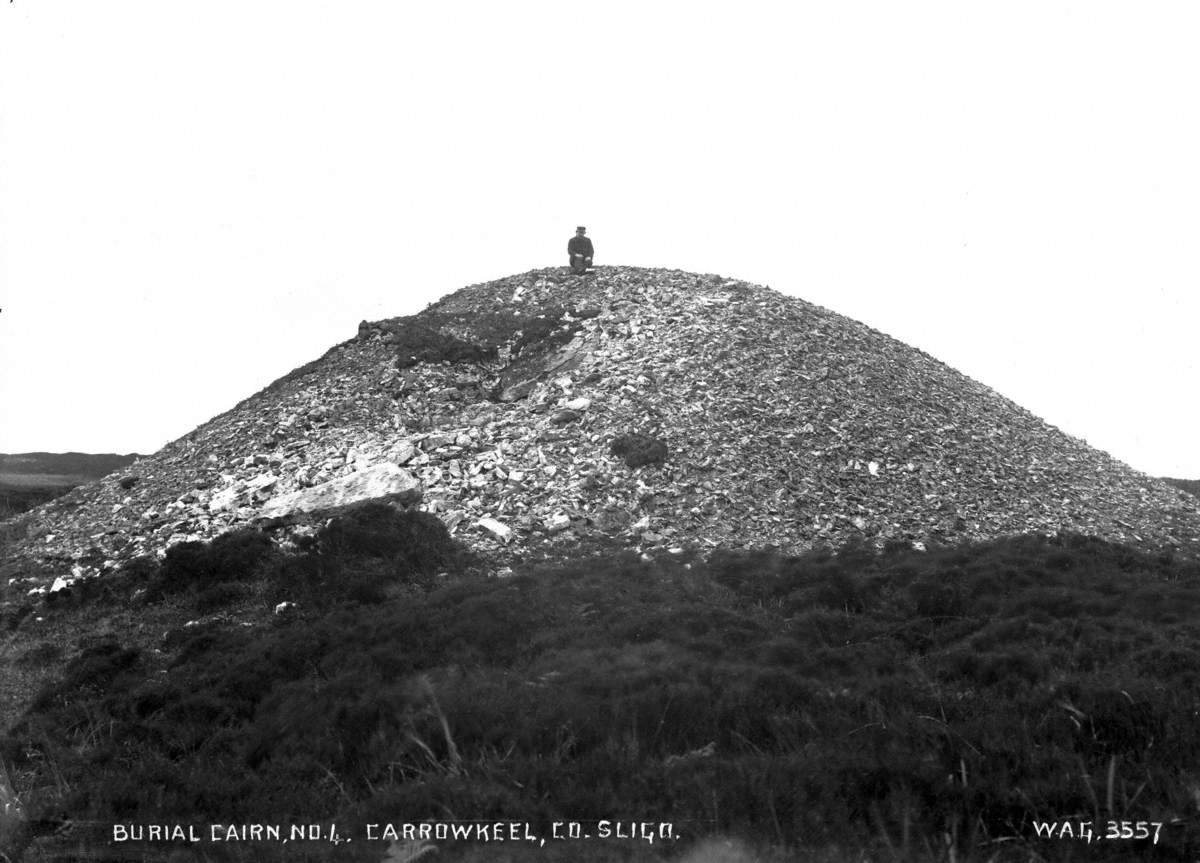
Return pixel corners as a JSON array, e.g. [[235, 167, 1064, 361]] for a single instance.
[[576, 226, 586, 232]]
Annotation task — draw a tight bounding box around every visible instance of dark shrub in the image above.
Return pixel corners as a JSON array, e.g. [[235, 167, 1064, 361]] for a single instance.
[[195, 581, 251, 613], [166, 623, 230, 665], [908, 578, 966, 618], [512, 311, 581, 355], [150, 529, 276, 599], [16, 530, 1200, 859], [610, 432, 668, 468], [206, 529, 276, 578], [1072, 685, 1167, 758], [394, 318, 497, 368], [268, 552, 325, 601], [117, 555, 158, 584], [834, 537, 878, 570], [423, 307, 582, 359], [317, 503, 454, 574], [156, 541, 212, 591], [709, 549, 790, 600], [270, 504, 455, 606], [32, 642, 142, 711], [19, 641, 63, 666], [815, 569, 871, 613]]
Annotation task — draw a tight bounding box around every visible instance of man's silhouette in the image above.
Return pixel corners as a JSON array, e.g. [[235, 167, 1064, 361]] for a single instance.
[[568, 226, 594, 274]]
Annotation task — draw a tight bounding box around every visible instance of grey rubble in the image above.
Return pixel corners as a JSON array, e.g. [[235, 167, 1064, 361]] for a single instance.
[[5, 266, 1200, 592]]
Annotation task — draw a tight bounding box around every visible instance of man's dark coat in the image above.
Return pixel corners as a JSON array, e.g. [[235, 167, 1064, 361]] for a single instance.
[[568, 235, 594, 259]]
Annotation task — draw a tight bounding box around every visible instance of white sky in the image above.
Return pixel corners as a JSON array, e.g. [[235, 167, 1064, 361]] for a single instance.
[[1, 2, 1197, 477]]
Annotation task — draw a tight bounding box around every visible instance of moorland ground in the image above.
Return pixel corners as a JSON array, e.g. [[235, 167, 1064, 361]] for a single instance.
[[2, 503, 1199, 862]]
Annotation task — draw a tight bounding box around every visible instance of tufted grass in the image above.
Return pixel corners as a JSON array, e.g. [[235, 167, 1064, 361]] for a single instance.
[[3, 532, 1200, 861]]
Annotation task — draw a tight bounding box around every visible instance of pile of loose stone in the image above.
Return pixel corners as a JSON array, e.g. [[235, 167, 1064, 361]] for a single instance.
[[6, 266, 1200, 597]]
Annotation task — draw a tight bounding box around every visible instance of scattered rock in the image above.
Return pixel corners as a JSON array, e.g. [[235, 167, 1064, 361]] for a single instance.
[[421, 433, 456, 451], [390, 441, 418, 465], [245, 474, 278, 494], [257, 463, 422, 520], [6, 265, 1200, 592], [498, 379, 537, 403], [208, 487, 239, 513], [476, 518, 512, 541]]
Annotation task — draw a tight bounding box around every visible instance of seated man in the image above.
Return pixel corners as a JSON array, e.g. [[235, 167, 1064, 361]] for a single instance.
[[568, 226, 594, 274]]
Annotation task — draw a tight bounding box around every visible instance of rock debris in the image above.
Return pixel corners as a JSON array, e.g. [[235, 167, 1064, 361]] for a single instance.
[[5, 266, 1199, 595]]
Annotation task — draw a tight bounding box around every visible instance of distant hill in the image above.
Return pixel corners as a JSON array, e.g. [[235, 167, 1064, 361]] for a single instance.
[[1164, 477, 1200, 498], [0, 452, 140, 479], [0, 451, 140, 519]]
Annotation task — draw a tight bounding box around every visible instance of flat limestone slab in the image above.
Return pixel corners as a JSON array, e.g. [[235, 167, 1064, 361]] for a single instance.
[[257, 462, 422, 520]]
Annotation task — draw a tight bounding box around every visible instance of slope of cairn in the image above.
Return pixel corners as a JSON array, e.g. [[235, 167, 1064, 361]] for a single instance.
[[4, 266, 1199, 597]]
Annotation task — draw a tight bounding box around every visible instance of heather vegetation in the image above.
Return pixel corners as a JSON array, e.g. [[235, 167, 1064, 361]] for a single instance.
[[610, 433, 670, 469], [393, 316, 499, 369], [393, 307, 588, 370], [4, 516, 1200, 861]]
